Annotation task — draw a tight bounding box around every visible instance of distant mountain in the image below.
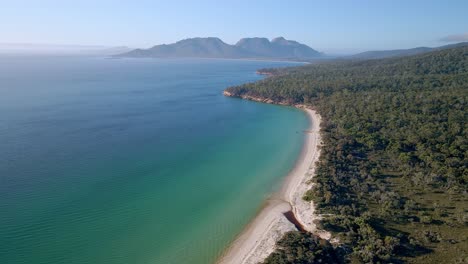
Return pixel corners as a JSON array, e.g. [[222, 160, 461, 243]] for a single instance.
[[349, 42, 468, 59], [236, 37, 321, 59], [119, 37, 321, 60]]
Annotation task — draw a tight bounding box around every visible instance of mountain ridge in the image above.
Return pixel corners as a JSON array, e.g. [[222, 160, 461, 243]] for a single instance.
[[119, 37, 322, 60]]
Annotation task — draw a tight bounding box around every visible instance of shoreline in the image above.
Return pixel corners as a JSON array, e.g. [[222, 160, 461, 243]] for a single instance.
[[217, 107, 329, 264], [112, 56, 312, 64]]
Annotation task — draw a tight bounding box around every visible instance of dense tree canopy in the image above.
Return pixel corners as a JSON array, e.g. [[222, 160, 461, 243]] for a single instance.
[[226, 46, 468, 263]]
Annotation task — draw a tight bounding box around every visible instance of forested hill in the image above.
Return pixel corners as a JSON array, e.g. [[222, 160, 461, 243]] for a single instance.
[[225, 46, 468, 263], [347, 41, 468, 60]]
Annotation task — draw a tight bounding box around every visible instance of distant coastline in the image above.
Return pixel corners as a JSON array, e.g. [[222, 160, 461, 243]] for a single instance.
[[113, 55, 313, 64]]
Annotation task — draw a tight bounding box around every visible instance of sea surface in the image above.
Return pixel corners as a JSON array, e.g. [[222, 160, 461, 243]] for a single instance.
[[0, 56, 308, 264]]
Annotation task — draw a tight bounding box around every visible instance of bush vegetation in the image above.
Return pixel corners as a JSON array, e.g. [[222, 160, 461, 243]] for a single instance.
[[226, 46, 468, 263]]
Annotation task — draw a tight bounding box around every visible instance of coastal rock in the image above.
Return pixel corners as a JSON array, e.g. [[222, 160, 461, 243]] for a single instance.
[[255, 70, 274, 76], [223, 91, 289, 105]]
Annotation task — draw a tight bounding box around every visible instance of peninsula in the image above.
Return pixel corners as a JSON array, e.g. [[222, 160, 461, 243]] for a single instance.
[[220, 44, 468, 263]]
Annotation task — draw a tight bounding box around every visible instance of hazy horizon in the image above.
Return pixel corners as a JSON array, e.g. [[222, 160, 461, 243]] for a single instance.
[[1, 0, 467, 54], [1, 36, 467, 56]]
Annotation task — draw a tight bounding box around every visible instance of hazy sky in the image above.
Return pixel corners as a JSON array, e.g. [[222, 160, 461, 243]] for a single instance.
[[2, 0, 467, 53]]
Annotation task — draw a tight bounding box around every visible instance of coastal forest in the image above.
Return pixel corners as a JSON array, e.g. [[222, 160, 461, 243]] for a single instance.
[[225, 46, 468, 263]]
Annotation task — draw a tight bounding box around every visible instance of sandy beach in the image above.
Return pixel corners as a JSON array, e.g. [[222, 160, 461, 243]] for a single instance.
[[218, 108, 329, 264]]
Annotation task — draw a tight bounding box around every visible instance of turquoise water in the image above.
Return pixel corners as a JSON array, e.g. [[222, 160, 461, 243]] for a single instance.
[[0, 56, 308, 264]]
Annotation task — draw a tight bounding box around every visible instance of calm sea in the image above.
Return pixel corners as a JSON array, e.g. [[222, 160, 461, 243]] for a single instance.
[[0, 56, 308, 264]]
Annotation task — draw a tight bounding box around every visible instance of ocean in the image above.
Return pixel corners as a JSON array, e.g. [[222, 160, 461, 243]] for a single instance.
[[0, 56, 308, 264]]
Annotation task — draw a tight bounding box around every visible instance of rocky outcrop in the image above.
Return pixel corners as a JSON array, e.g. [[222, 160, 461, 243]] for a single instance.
[[223, 91, 308, 109]]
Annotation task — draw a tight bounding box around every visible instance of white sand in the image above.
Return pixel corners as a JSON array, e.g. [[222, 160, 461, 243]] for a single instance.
[[217, 108, 330, 264]]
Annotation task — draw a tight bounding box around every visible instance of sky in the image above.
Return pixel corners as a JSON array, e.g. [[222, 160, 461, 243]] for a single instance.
[[1, 0, 467, 54]]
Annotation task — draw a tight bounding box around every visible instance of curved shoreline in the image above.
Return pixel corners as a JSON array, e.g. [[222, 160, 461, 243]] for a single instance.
[[217, 108, 329, 264]]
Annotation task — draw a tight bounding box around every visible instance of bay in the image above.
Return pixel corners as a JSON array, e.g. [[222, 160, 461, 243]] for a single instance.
[[0, 56, 308, 264]]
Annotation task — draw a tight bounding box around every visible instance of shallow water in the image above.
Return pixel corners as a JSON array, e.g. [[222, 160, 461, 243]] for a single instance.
[[0, 56, 308, 264]]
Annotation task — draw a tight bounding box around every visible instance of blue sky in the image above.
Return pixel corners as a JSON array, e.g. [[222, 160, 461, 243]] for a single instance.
[[1, 0, 467, 53]]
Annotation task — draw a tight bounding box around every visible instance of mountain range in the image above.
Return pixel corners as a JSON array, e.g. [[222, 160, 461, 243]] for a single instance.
[[119, 37, 322, 60], [349, 41, 468, 59]]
